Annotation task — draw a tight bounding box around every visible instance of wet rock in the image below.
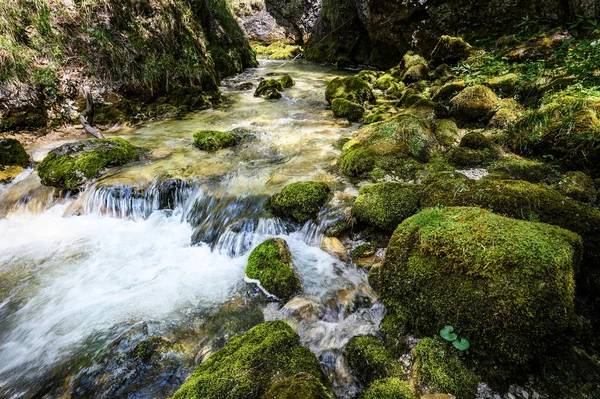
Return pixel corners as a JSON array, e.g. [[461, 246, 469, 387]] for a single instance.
[[235, 82, 254, 91], [193, 130, 240, 152], [246, 238, 301, 301], [37, 138, 139, 190], [269, 181, 331, 223], [0, 138, 29, 168], [283, 297, 325, 323], [254, 78, 285, 99], [321, 237, 348, 261]]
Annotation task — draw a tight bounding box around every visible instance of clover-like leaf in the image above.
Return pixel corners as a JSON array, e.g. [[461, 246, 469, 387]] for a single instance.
[[440, 325, 457, 341], [453, 338, 470, 351]]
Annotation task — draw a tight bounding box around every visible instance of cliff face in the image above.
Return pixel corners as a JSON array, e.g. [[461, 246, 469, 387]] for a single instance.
[[0, 0, 257, 132], [306, 0, 599, 68]]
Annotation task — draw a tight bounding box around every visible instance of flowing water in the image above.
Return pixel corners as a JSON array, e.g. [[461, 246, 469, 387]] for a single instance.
[[0, 61, 383, 399]]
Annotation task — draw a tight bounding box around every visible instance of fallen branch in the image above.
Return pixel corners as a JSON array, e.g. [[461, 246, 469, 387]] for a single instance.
[[80, 86, 104, 139]]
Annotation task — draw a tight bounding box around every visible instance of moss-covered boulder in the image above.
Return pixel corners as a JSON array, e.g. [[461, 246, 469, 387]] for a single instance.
[[279, 75, 296, 89], [255, 79, 284, 99], [325, 76, 375, 105], [431, 119, 460, 147], [263, 373, 332, 399], [485, 73, 519, 97], [345, 335, 396, 384], [506, 90, 600, 175], [558, 171, 598, 204], [37, 138, 139, 190], [171, 321, 330, 399], [352, 183, 421, 231], [449, 85, 499, 124], [374, 74, 398, 91], [420, 178, 600, 259], [430, 36, 475, 66], [193, 130, 240, 152], [332, 98, 365, 122], [373, 207, 581, 377], [246, 239, 301, 301], [488, 98, 521, 129], [402, 64, 429, 84], [487, 157, 559, 183], [362, 378, 416, 399], [411, 338, 479, 399], [339, 114, 442, 180], [269, 181, 331, 223], [0, 138, 29, 167], [432, 81, 467, 104], [447, 132, 501, 167]]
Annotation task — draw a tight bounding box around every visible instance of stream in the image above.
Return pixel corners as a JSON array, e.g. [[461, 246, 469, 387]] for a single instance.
[[0, 61, 384, 399]]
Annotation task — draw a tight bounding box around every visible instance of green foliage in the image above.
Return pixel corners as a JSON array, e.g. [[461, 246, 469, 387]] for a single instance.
[[246, 239, 301, 301], [37, 138, 139, 190], [376, 207, 581, 381], [413, 337, 479, 399], [193, 130, 239, 152], [345, 335, 396, 384], [171, 321, 329, 399], [0, 138, 29, 167], [31, 67, 60, 98], [352, 183, 421, 231], [269, 182, 331, 223], [361, 378, 416, 399], [440, 326, 458, 342]]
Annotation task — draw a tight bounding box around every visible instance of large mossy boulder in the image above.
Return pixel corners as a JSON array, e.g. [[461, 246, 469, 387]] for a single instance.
[[352, 183, 421, 231], [332, 98, 365, 122], [345, 335, 396, 384], [373, 207, 581, 378], [420, 177, 600, 260], [447, 132, 501, 167], [0, 138, 29, 167], [339, 114, 443, 180], [411, 338, 479, 399], [246, 238, 301, 301], [255, 79, 284, 99], [193, 130, 240, 152], [362, 378, 416, 399], [37, 138, 139, 190], [269, 181, 331, 223], [325, 76, 375, 105], [449, 85, 499, 124], [171, 321, 331, 399], [430, 35, 475, 66]]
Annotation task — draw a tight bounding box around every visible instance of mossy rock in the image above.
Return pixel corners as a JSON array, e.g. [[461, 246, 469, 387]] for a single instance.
[[171, 321, 329, 399], [130, 337, 173, 364], [402, 64, 429, 84], [431, 119, 460, 147], [0, 165, 24, 184], [352, 183, 421, 231], [488, 98, 521, 129], [0, 138, 29, 167], [430, 36, 475, 66], [345, 335, 396, 384], [325, 76, 375, 105], [37, 138, 139, 190], [254, 42, 302, 61], [269, 181, 331, 223], [374, 207, 581, 379], [193, 130, 240, 152], [255, 79, 284, 99], [361, 378, 416, 399], [506, 90, 600, 175], [332, 98, 365, 122], [246, 238, 301, 301], [412, 338, 479, 399], [351, 243, 376, 259], [447, 132, 501, 167], [558, 171, 598, 204], [374, 74, 398, 91], [386, 82, 406, 100], [403, 52, 427, 69], [357, 70, 381, 85], [487, 157, 559, 183], [485, 73, 519, 97], [279, 75, 295, 89], [339, 114, 442, 180], [420, 178, 600, 260], [432, 81, 466, 104], [449, 85, 499, 124], [262, 372, 332, 399]]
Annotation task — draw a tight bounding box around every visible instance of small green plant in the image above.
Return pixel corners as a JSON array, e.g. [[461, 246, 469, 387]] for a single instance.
[[440, 325, 470, 352]]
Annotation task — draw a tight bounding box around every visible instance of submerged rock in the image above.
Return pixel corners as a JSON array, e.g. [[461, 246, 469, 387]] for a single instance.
[[193, 130, 240, 152], [171, 321, 331, 399], [37, 138, 139, 190], [373, 207, 581, 380], [246, 238, 301, 301], [269, 181, 331, 223]]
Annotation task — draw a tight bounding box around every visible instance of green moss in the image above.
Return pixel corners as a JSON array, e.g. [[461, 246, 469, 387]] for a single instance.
[[375, 207, 581, 380], [420, 178, 600, 260], [412, 338, 479, 399], [361, 378, 416, 399], [332, 98, 365, 122], [485, 73, 519, 97], [557, 171, 598, 204], [386, 82, 406, 100], [253, 42, 302, 61], [403, 52, 427, 69], [269, 182, 331, 223], [351, 244, 376, 259], [246, 239, 301, 301], [171, 321, 328, 399], [374, 74, 398, 91], [262, 373, 332, 399], [432, 80, 467, 104], [431, 119, 460, 147], [357, 70, 381, 85], [352, 183, 421, 231], [130, 337, 173, 364], [449, 84, 499, 124], [447, 132, 501, 167], [0, 138, 29, 167], [407, 99, 448, 120], [325, 76, 375, 105], [279, 75, 296, 89], [487, 157, 560, 183], [488, 98, 521, 129], [255, 79, 284, 99], [0, 165, 24, 183], [402, 64, 429, 84], [345, 335, 396, 384], [430, 36, 474, 66], [37, 138, 139, 190], [193, 130, 239, 152]]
